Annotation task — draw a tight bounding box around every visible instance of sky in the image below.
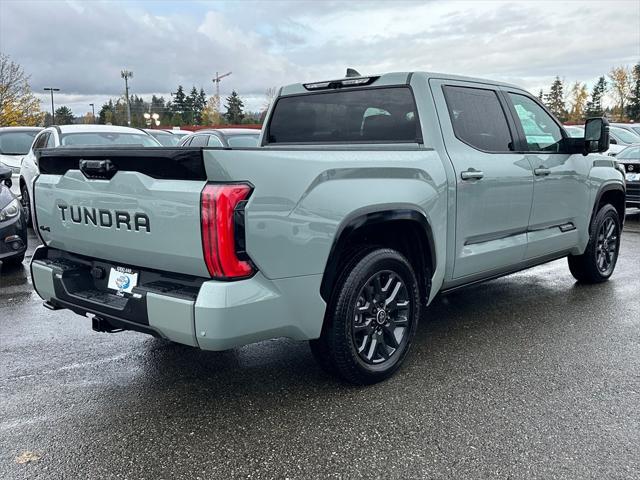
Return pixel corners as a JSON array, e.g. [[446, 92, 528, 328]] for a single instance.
[[1, 0, 639, 116]]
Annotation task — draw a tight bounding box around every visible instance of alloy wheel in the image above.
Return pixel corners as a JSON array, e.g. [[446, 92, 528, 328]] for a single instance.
[[595, 216, 618, 275]]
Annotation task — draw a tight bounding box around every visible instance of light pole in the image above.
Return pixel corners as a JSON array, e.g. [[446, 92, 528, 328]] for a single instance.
[[120, 69, 133, 126], [89, 103, 95, 123], [43, 87, 60, 124]]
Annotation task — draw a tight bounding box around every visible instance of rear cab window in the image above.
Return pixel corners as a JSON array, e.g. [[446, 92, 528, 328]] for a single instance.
[[266, 87, 421, 144]]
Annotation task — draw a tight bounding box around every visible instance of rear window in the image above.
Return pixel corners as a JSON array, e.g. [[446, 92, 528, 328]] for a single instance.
[[227, 134, 260, 148], [267, 87, 420, 144], [59, 132, 159, 147], [0, 130, 39, 155]]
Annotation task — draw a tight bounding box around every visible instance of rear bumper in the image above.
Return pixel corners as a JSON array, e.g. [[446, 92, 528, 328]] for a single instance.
[[31, 247, 326, 350]]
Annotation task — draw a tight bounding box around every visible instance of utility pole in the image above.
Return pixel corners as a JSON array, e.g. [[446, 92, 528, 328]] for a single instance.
[[89, 103, 95, 123], [212, 71, 232, 112], [121, 69, 133, 125], [43, 87, 60, 125]]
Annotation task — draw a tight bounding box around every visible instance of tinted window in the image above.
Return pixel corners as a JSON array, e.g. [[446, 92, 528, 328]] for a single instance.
[[0, 130, 40, 155], [150, 132, 180, 146], [443, 86, 513, 152], [226, 134, 260, 148], [617, 146, 640, 159], [508, 93, 563, 152], [32, 132, 49, 150], [188, 135, 209, 147], [207, 135, 224, 147], [59, 132, 159, 147], [267, 87, 419, 144]]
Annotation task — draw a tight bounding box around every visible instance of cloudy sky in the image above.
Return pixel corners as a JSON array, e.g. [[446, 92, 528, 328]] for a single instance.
[[1, 0, 639, 116]]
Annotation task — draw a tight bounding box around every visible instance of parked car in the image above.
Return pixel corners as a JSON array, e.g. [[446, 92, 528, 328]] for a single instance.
[[615, 145, 640, 208], [164, 129, 192, 140], [609, 125, 640, 147], [144, 129, 181, 146], [0, 127, 42, 196], [563, 124, 625, 156], [0, 165, 27, 266], [178, 128, 261, 148], [611, 123, 640, 137], [20, 125, 161, 226], [30, 71, 624, 385]]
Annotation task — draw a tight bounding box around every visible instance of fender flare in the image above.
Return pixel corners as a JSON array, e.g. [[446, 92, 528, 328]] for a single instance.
[[320, 207, 436, 301], [591, 181, 626, 223]]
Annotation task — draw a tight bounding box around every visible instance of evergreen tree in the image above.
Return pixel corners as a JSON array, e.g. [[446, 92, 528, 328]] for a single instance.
[[224, 91, 245, 124], [537, 89, 544, 102], [194, 88, 207, 125], [628, 62, 640, 122], [585, 76, 607, 117], [172, 85, 186, 115], [170, 112, 184, 126], [54, 106, 74, 125], [98, 100, 115, 124], [543, 77, 568, 122]]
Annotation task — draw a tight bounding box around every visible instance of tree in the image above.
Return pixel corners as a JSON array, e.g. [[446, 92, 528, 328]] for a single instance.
[[628, 62, 640, 121], [202, 96, 223, 125], [567, 82, 588, 123], [0, 53, 43, 126], [608, 66, 632, 121], [193, 88, 207, 125], [537, 89, 544, 102], [224, 91, 245, 124], [54, 106, 74, 125], [585, 76, 607, 117], [544, 77, 568, 122], [98, 100, 115, 124], [170, 112, 184, 126], [172, 85, 186, 115]]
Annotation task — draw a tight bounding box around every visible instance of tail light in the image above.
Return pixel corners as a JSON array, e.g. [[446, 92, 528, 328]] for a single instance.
[[201, 183, 254, 279]]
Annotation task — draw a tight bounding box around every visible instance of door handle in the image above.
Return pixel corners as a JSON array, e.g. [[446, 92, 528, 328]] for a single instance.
[[534, 167, 551, 176], [460, 170, 484, 180]]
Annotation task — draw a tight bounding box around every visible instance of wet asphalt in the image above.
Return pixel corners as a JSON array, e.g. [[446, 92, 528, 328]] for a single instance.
[[1, 214, 639, 480]]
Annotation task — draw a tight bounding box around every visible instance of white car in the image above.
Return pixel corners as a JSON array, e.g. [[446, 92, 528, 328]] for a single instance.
[[611, 122, 640, 137], [0, 127, 42, 196], [20, 124, 161, 226]]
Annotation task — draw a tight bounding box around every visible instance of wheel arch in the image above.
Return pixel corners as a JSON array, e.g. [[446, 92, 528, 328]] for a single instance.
[[320, 207, 436, 303], [592, 182, 626, 225]]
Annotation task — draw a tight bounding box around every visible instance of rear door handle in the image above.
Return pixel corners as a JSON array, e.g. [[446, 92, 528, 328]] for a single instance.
[[460, 170, 484, 180], [534, 167, 551, 176]]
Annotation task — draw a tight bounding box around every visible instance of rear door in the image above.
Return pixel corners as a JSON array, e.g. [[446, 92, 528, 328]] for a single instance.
[[503, 91, 589, 258], [34, 148, 210, 277], [431, 80, 534, 279]]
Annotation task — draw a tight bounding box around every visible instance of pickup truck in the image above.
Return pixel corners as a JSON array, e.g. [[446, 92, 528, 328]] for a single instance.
[[30, 71, 626, 384]]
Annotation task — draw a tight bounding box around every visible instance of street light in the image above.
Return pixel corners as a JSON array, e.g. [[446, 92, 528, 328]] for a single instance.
[[43, 87, 60, 124], [120, 69, 133, 126], [143, 112, 160, 127], [89, 103, 95, 123]]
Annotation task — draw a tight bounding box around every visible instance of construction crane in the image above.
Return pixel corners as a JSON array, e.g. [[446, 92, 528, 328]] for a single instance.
[[212, 71, 232, 112]]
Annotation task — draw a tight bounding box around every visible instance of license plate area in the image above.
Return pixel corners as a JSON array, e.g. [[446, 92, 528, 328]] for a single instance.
[[625, 173, 639, 182], [107, 266, 139, 295]]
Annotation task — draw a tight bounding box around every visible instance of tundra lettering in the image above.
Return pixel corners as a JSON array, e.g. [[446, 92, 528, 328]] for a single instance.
[[33, 71, 625, 385], [57, 204, 150, 232]]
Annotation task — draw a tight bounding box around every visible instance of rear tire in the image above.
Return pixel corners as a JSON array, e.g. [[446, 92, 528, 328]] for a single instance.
[[312, 248, 421, 385], [568, 204, 621, 283], [20, 182, 31, 227]]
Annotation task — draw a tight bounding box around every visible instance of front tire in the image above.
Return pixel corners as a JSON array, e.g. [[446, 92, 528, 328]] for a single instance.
[[568, 204, 621, 283], [20, 182, 31, 227], [313, 248, 421, 385]]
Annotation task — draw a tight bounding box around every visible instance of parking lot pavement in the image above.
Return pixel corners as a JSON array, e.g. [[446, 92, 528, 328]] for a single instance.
[[1, 217, 639, 480]]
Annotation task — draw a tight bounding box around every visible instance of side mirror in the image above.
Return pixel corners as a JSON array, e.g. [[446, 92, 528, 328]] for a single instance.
[[583, 117, 609, 155]]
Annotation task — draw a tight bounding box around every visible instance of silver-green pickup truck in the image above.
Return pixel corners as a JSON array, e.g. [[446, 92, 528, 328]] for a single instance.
[[31, 72, 625, 384]]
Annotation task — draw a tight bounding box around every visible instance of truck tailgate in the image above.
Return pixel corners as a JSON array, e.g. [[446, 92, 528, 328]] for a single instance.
[[34, 148, 209, 278]]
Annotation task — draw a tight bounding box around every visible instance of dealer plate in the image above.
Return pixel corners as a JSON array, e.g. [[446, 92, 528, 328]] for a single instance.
[[107, 266, 139, 294], [626, 173, 640, 182]]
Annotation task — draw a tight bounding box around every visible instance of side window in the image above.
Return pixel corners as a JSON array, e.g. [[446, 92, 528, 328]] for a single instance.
[[32, 132, 49, 150], [189, 135, 208, 147], [443, 86, 513, 152], [46, 132, 56, 148], [508, 93, 563, 152], [207, 135, 223, 147]]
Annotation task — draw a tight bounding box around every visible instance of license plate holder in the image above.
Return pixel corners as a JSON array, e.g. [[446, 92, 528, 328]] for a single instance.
[[626, 172, 640, 182], [107, 266, 139, 295]]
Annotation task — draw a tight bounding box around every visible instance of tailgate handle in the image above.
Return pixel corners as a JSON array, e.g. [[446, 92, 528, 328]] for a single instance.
[[79, 159, 118, 179]]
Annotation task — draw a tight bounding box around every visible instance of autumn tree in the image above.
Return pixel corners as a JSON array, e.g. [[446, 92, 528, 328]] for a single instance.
[[585, 76, 607, 117], [202, 96, 223, 125], [54, 106, 74, 125], [628, 62, 640, 121], [567, 82, 588, 123], [609, 66, 632, 121], [0, 53, 43, 126], [544, 77, 568, 122], [224, 91, 245, 124]]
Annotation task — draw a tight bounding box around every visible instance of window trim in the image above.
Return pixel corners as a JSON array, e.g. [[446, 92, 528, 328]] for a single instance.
[[503, 90, 569, 154], [32, 132, 50, 151], [441, 84, 517, 154], [263, 85, 424, 146]]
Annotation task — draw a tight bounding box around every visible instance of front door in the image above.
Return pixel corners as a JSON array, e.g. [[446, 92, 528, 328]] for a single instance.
[[432, 81, 534, 279], [504, 92, 589, 259]]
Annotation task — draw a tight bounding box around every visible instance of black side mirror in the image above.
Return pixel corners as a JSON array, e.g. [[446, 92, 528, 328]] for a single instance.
[[583, 117, 609, 155], [0, 165, 12, 188]]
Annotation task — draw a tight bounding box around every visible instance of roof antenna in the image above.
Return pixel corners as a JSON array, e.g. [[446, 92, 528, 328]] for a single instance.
[[345, 68, 361, 78]]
